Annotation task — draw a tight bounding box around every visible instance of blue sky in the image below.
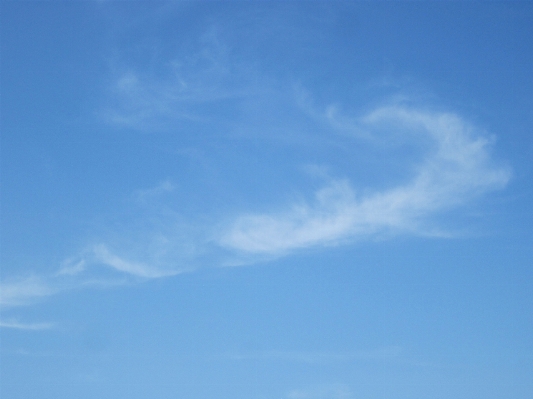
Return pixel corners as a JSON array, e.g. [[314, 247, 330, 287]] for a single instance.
[[1, 2, 533, 398]]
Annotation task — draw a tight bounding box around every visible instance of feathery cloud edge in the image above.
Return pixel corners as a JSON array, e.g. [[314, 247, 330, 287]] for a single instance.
[[219, 106, 511, 255]]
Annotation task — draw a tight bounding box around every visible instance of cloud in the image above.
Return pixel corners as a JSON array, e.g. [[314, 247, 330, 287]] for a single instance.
[[56, 258, 87, 276], [104, 27, 251, 130], [0, 319, 54, 331], [220, 106, 511, 255], [59, 243, 183, 279], [0, 276, 55, 308], [92, 244, 180, 278], [2, 178, 195, 310], [2, 99, 511, 311], [134, 180, 174, 202], [1, 243, 180, 310]]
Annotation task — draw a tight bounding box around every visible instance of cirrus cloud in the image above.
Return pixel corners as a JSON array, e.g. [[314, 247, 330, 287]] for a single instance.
[[220, 106, 511, 255]]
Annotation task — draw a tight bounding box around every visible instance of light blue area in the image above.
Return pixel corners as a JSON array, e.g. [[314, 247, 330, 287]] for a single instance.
[[1, 2, 532, 398]]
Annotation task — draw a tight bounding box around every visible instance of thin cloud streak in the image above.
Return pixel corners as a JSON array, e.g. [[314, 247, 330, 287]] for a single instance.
[[220, 106, 511, 255], [92, 244, 180, 278], [0, 319, 54, 331], [1, 244, 180, 310], [59, 242, 183, 280], [0, 276, 55, 308]]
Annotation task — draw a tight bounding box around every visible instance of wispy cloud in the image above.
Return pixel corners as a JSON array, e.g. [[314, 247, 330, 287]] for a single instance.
[[2, 5, 514, 324], [57, 243, 184, 281], [134, 180, 174, 202], [2, 178, 203, 310], [0, 276, 55, 308], [2, 105, 511, 310], [0, 319, 54, 331], [220, 106, 511, 255], [92, 244, 180, 278], [104, 26, 251, 130], [2, 242, 181, 310]]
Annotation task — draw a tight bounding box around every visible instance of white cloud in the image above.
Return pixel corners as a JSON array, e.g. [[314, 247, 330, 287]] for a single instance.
[[0, 319, 54, 331], [220, 106, 511, 255], [56, 243, 181, 279], [134, 180, 174, 202], [0, 276, 55, 308], [1, 244, 181, 310], [92, 244, 180, 278], [104, 26, 249, 130], [56, 258, 87, 276]]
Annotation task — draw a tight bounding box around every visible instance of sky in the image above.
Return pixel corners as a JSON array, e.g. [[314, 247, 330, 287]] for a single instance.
[[1, 1, 533, 398]]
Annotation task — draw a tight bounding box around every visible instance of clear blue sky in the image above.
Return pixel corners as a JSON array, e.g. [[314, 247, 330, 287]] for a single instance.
[[1, 2, 532, 398]]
